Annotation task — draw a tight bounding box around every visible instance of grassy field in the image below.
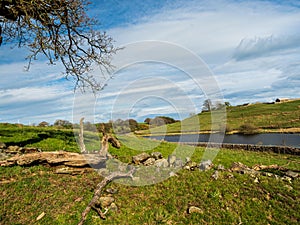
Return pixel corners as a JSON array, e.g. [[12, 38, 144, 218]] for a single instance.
[[138, 100, 300, 135], [0, 125, 299, 224]]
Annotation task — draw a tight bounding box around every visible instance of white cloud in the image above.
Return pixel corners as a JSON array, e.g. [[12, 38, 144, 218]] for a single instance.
[[1, 0, 300, 123]]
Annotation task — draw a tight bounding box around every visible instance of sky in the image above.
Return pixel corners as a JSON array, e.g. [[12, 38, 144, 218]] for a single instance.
[[1, 0, 300, 124]]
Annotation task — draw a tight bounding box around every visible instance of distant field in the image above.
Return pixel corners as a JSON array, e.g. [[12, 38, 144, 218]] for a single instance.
[[138, 100, 300, 135]]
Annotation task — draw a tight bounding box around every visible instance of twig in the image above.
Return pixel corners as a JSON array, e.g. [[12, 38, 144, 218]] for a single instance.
[[77, 168, 135, 225]]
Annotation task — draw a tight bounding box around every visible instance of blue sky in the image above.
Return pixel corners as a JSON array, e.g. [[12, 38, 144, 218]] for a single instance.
[[1, 0, 300, 124]]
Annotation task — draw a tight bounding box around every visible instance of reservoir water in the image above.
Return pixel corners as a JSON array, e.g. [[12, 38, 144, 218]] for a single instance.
[[145, 133, 300, 148]]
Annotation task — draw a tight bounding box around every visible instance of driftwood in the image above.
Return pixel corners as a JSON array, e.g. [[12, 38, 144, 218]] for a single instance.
[[0, 151, 105, 167]]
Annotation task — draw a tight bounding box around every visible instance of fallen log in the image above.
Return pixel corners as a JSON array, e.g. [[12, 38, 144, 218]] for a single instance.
[[0, 151, 106, 168]]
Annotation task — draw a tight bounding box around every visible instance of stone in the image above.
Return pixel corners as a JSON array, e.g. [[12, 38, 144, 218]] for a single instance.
[[143, 157, 156, 166], [169, 171, 177, 177], [282, 176, 292, 183], [151, 152, 163, 160], [132, 153, 150, 165], [154, 158, 169, 168], [168, 155, 176, 167], [110, 202, 118, 212], [0, 142, 6, 149], [98, 196, 115, 208], [106, 188, 118, 194], [211, 171, 219, 180], [230, 162, 258, 175], [184, 161, 198, 171], [174, 159, 184, 168], [185, 157, 191, 164], [187, 206, 204, 214], [217, 164, 225, 171], [199, 160, 213, 171]]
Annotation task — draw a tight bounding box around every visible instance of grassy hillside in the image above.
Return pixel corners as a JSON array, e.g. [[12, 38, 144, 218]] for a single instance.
[[138, 100, 300, 135], [1, 140, 299, 224], [0, 125, 299, 224]]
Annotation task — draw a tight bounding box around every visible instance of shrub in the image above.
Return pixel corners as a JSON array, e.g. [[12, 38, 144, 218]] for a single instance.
[[239, 123, 259, 135]]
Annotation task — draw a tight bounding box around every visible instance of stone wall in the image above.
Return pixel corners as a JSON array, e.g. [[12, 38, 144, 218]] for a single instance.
[[184, 142, 300, 155]]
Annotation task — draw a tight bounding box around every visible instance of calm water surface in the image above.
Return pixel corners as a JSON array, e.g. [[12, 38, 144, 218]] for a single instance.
[[145, 133, 300, 148]]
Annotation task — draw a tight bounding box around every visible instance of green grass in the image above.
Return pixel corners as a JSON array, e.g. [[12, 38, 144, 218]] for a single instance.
[[0, 126, 299, 224], [138, 100, 300, 134]]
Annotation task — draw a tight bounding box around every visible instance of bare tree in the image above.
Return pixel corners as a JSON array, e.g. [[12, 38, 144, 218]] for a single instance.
[[0, 0, 117, 92]]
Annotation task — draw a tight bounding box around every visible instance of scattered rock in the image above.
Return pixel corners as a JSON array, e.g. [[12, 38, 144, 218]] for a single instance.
[[217, 164, 225, 171], [282, 176, 292, 183], [0, 142, 6, 149], [109, 202, 118, 212], [143, 157, 156, 166], [97, 196, 115, 208], [199, 160, 213, 171], [106, 188, 118, 194], [211, 171, 219, 180], [185, 157, 191, 164], [154, 158, 169, 168], [169, 171, 178, 177], [254, 177, 260, 183], [230, 162, 258, 175], [168, 155, 177, 167], [184, 161, 198, 171], [187, 206, 203, 214], [132, 153, 150, 165], [175, 159, 184, 168], [151, 152, 163, 160]]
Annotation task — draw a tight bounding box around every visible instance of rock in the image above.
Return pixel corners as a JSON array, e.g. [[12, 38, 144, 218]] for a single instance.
[[154, 158, 169, 168], [132, 153, 150, 165], [199, 160, 213, 171], [230, 162, 258, 175], [143, 157, 156, 166], [282, 176, 292, 183], [187, 206, 203, 214], [285, 170, 299, 179], [175, 159, 184, 168], [185, 157, 191, 164], [184, 161, 198, 171], [151, 152, 163, 160], [0, 142, 6, 149], [110, 202, 118, 212], [217, 164, 225, 171], [97, 196, 115, 208], [168, 155, 176, 167], [169, 171, 177, 177], [211, 171, 219, 180], [106, 188, 118, 194], [230, 162, 249, 172]]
